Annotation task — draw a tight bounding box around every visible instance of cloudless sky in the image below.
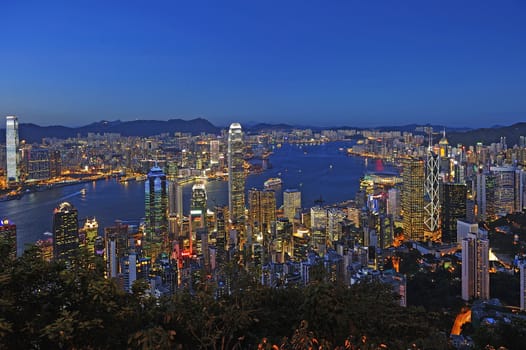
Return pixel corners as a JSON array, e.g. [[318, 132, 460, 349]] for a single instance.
[[1, 0, 525, 127]]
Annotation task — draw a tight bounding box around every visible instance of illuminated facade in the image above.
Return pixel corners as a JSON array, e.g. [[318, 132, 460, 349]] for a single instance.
[[79, 217, 99, 255], [248, 188, 276, 235], [53, 202, 79, 261], [227, 123, 245, 222], [490, 166, 516, 216], [401, 158, 425, 241], [461, 230, 489, 301], [190, 183, 207, 254], [424, 150, 440, 234], [0, 218, 17, 259], [5, 115, 19, 183], [145, 164, 168, 243], [283, 189, 301, 221]]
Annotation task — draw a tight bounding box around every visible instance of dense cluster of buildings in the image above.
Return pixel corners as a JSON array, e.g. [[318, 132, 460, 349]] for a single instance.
[[3, 116, 526, 313]]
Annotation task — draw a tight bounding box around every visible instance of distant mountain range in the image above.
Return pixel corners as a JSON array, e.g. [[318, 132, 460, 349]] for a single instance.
[[0, 118, 525, 146], [0, 118, 220, 144]]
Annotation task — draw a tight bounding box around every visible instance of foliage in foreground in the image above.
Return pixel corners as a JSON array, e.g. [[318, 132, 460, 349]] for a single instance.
[[0, 239, 450, 349]]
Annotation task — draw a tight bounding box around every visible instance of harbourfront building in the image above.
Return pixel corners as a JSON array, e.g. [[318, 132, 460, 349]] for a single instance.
[[5, 115, 19, 183], [53, 202, 79, 261], [227, 123, 245, 223]]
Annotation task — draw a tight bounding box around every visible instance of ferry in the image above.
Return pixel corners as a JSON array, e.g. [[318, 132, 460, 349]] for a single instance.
[[264, 177, 282, 188]]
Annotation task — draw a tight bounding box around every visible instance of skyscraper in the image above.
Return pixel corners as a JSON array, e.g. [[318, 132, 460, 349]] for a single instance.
[[190, 183, 207, 254], [228, 123, 245, 223], [462, 230, 489, 301], [441, 183, 467, 243], [53, 202, 79, 261], [401, 158, 425, 241], [424, 150, 440, 236], [145, 164, 168, 247], [283, 189, 301, 221], [248, 188, 276, 235], [5, 116, 19, 183], [0, 218, 17, 259], [79, 217, 99, 255]]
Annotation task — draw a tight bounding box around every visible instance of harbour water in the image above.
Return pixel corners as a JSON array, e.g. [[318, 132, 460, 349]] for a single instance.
[[1, 141, 394, 255]]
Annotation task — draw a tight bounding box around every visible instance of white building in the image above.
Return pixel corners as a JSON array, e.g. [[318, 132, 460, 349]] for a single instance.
[[461, 229, 489, 301], [5, 115, 19, 183]]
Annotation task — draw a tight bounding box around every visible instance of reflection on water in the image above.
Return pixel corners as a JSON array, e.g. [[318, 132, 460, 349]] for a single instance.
[[1, 141, 395, 255]]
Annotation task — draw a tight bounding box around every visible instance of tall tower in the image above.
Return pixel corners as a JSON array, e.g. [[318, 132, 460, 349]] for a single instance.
[[228, 123, 245, 223], [79, 217, 99, 255], [145, 164, 168, 248], [283, 189, 301, 221], [440, 183, 467, 243], [461, 230, 489, 301], [248, 188, 276, 235], [5, 116, 19, 183], [424, 150, 440, 237], [53, 202, 79, 261], [401, 158, 425, 241]]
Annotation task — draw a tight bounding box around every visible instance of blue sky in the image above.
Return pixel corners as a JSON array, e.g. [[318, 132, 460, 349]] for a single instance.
[[1, 0, 525, 127]]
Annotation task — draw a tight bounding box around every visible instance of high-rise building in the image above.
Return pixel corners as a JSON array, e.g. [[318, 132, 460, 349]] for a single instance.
[[49, 150, 62, 178], [310, 206, 327, 231], [424, 150, 440, 235], [248, 188, 276, 235], [190, 183, 207, 254], [25, 147, 51, 180], [490, 166, 516, 216], [227, 123, 245, 223], [461, 230, 489, 301], [209, 139, 220, 165], [144, 164, 168, 244], [79, 217, 99, 255], [441, 183, 467, 243], [520, 261, 526, 311], [327, 208, 345, 242], [5, 116, 19, 183], [53, 202, 79, 261], [0, 218, 17, 259], [401, 158, 425, 241], [387, 187, 401, 220], [105, 222, 131, 278], [283, 189, 301, 221]]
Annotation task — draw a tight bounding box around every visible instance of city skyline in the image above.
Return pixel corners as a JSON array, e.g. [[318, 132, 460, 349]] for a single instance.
[[1, 1, 525, 127]]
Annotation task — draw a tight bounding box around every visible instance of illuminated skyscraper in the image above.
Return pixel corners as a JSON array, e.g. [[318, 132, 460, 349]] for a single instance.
[[440, 183, 467, 243], [5, 116, 19, 183], [424, 150, 440, 236], [490, 166, 516, 216], [462, 230, 489, 301], [190, 183, 207, 253], [0, 218, 17, 259], [53, 202, 79, 261], [209, 139, 220, 165], [283, 189, 301, 221], [228, 123, 245, 222], [248, 188, 276, 235], [401, 158, 425, 241], [145, 164, 168, 244], [79, 217, 99, 255]]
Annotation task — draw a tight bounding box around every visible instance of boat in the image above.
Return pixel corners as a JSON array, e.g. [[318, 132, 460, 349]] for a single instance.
[[264, 178, 282, 188]]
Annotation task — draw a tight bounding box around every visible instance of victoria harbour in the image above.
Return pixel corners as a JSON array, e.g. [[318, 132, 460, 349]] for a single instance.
[[2, 141, 391, 254]]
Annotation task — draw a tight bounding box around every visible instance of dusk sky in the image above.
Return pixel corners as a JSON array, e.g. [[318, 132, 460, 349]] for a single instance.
[[1, 1, 525, 128]]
